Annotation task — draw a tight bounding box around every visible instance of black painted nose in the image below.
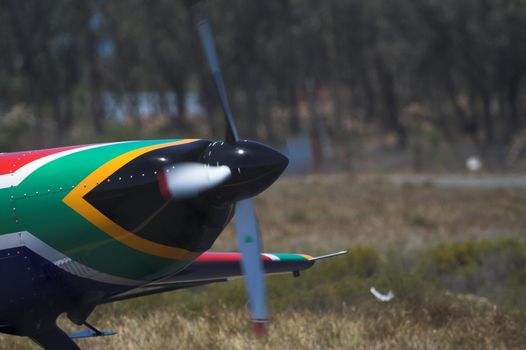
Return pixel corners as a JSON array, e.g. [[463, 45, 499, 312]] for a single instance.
[[201, 140, 288, 203]]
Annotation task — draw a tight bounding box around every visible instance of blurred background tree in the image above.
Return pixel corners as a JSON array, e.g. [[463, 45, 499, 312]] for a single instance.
[[0, 0, 525, 171]]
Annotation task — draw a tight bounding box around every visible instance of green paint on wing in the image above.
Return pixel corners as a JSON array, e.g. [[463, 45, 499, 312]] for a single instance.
[[274, 254, 311, 261]]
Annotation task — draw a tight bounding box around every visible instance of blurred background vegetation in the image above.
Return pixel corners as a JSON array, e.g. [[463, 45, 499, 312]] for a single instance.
[[1, 0, 526, 171]]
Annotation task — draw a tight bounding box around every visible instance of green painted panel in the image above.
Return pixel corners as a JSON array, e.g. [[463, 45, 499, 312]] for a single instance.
[[274, 253, 310, 261], [11, 140, 191, 280], [0, 187, 18, 234]]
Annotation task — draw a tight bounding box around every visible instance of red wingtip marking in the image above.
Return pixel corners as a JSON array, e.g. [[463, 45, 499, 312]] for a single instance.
[[195, 252, 273, 263], [252, 321, 267, 339]]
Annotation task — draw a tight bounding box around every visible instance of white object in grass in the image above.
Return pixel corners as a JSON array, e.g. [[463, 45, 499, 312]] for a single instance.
[[370, 287, 394, 302]]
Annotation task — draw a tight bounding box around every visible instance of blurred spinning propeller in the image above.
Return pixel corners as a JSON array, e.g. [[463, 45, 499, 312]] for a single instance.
[[186, 0, 290, 336]]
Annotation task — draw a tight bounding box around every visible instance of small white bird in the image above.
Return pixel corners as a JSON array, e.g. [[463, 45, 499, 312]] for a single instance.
[[370, 287, 394, 302]]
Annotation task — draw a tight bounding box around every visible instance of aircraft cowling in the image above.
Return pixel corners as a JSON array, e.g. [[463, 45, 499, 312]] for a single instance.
[[200, 140, 289, 203], [82, 139, 288, 254], [83, 140, 233, 253]]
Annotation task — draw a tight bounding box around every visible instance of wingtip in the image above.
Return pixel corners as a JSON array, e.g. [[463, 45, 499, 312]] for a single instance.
[[310, 250, 348, 261]]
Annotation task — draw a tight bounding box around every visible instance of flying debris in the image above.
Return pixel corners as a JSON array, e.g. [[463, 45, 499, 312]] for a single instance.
[[370, 287, 394, 302]]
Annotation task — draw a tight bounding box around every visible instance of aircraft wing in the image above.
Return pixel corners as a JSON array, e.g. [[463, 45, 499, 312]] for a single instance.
[[103, 251, 346, 304]]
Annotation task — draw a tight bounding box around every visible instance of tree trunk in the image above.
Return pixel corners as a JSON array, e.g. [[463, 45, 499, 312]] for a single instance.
[[173, 79, 186, 126], [506, 75, 522, 142], [374, 57, 406, 147], [287, 85, 301, 136], [89, 78, 104, 134], [199, 72, 217, 138], [245, 87, 259, 139], [480, 89, 493, 146]]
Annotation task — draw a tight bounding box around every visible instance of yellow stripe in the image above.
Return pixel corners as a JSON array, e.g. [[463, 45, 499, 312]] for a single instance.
[[63, 139, 200, 260]]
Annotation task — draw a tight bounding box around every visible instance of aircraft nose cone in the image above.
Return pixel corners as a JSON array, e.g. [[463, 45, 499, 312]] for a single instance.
[[201, 140, 289, 203]]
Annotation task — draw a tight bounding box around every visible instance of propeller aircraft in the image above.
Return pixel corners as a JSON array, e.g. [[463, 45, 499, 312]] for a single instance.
[[0, 1, 345, 349]]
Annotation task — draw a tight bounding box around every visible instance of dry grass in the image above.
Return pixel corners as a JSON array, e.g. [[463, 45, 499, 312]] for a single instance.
[[216, 174, 526, 255], [2, 174, 526, 349], [75, 306, 526, 350], [6, 304, 526, 350]]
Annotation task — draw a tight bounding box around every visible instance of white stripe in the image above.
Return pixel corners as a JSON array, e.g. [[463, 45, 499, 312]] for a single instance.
[[0, 231, 144, 286], [262, 253, 280, 261], [0, 143, 122, 189]]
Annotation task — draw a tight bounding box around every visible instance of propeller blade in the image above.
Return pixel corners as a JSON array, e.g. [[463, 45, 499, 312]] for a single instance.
[[234, 198, 267, 335], [190, 1, 239, 144], [158, 163, 231, 199]]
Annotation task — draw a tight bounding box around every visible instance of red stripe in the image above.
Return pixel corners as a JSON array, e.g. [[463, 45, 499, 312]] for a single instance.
[[0, 145, 87, 175], [196, 252, 272, 262]]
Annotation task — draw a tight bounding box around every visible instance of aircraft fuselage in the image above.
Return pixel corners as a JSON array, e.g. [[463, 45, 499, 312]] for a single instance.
[[0, 139, 233, 330]]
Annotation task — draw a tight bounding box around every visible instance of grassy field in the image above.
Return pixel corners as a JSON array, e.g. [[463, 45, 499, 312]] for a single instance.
[[2, 174, 526, 349]]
